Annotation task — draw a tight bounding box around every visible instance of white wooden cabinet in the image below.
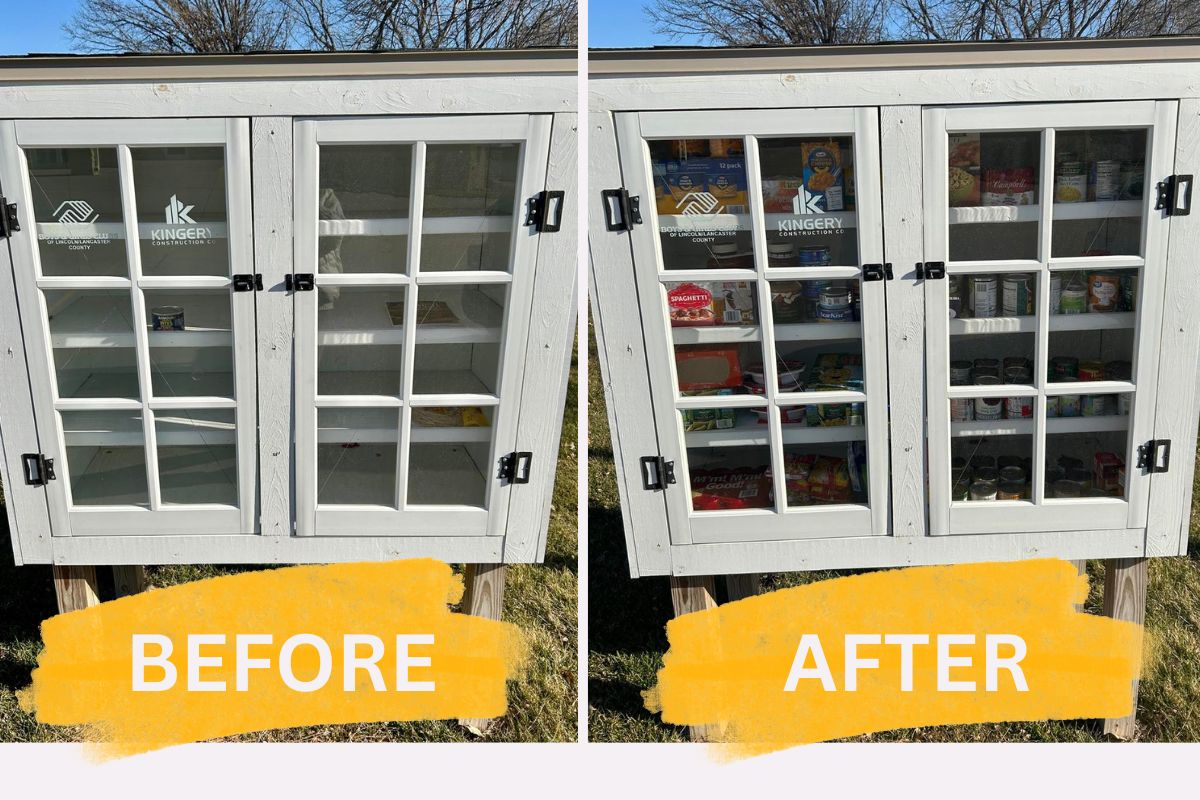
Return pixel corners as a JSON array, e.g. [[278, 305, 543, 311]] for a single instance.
[[590, 41, 1200, 578], [0, 52, 576, 566]]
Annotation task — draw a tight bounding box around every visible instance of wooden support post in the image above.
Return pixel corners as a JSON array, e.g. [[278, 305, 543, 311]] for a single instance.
[[669, 575, 719, 742], [51, 566, 100, 614], [1102, 557, 1148, 740], [112, 566, 149, 598], [1070, 560, 1087, 612], [724, 573, 762, 603], [458, 563, 507, 737]]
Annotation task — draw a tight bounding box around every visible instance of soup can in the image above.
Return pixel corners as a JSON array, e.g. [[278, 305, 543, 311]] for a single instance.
[[1090, 160, 1121, 201], [815, 303, 855, 323], [950, 360, 973, 384], [1002, 274, 1035, 316], [970, 479, 998, 501], [1000, 465, 1026, 484], [1081, 394, 1108, 416], [1059, 392, 1082, 418], [1078, 361, 1105, 381], [969, 275, 998, 318], [1088, 272, 1121, 312], [152, 306, 185, 331], [1003, 356, 1029, 372], [974, 376, 1003, 420], [1005, 365, 1032, 385], [952, 478, 971, 502], [950, 397, 974, 422], [819, 286, 852, 308], [1055, 158, 1087, 203], [1050, 356, 1079, 380], [1060, 286, 1087, 314], [998, 480, 1026, 500], [798, 246, 832, 267], [1046, 395, 1061, 417], [1005, 395, 1033, 418]]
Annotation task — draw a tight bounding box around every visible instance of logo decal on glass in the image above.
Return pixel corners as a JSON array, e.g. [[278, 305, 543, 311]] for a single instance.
[[152, 194, 212, 246], [678, 191, 723, 216], [164, 194, 196, 225], [778, 185, 845, 238], [53, 200, 99, 224]]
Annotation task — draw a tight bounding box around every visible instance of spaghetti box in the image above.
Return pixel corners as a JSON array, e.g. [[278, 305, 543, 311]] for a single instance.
[[675, 346, 742, 393]]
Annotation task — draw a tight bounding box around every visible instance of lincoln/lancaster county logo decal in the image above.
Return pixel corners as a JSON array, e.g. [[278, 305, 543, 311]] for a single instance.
[[40, 199, 112, 251]]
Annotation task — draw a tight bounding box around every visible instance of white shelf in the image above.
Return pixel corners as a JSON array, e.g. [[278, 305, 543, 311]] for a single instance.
[[318, 216, 511, 237], [947, 201, 1141, 225], [316, 442, 486, 507], [50, 292, 233, 349], [318, 288, 502, 346], [949, 312, 1135, 335], [317, 426, 492, 444], [774, 321, 861, 342], [951, 414, 1129, 438], [671, 325, 760, 344]]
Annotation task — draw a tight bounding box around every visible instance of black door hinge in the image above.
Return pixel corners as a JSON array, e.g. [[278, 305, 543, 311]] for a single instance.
[[862, 263, 893, 281], [0, 197, 19, 238], [916, 261, 946, 280], [640, 455, 676, 491], [22, 453, 55, 486], [232, 273, 263, 292], [526, 190, 565, 233], [1156, 175, 1193, 216], [1137, 439, 1171, 473], [601, 188, 642, 232], [285, 273, 315, 292], [499, 451, 533, 484]]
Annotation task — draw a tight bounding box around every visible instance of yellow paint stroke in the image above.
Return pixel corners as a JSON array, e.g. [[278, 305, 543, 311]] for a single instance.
[[19, 560, 526, 758], [645, 559, 1142, 756]]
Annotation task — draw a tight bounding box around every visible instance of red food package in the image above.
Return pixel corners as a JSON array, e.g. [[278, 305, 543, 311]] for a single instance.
[[666, 282, 717, 327], [675, 346, 742, 393], [690, 467, 772, 510], [1094, 452, 1124, 496]]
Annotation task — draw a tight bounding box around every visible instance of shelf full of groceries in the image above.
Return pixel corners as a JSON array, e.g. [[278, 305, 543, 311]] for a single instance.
[[949, 268, 1137, 321], [952, 449, 1126, 503]]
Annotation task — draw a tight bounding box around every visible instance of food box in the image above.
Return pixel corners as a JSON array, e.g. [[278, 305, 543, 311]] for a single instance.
[[801, 140, 845, 212], [655, 158, 710, 215], [690, 467, 773, 510], [666, 282, 756, 326], [1094, 452, 1125, 495], [948, 132, 981, 206], [761, 177, 805, 213], [681, 405, 737, 432], [675, 346, 743, 394], [706, 157, 748, 214]]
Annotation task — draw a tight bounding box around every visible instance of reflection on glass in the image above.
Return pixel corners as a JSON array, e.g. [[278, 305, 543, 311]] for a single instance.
[[411, 283, 506, 395], [318, 145, 412, 275], [948, 131, 1041, 261], [28, 147, 128, 278], [759, 136, 859, 267], [61, 409, 148, 506], [1051, 129, 1146, 258], [143, 289, 234, 398], [317, 407, 398, 507], [316, 286, 406, 396], [132, 147, 229, 277], [407, 406, 494, 506], [951, 435, 1035, 502], [421, 143, 517, 272], [45, 289, 140, 399], [649, 138, 752, 271], [156, 409, 237, 505]]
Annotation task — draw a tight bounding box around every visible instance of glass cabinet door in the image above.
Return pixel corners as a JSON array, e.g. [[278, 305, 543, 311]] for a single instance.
[[924, 101, 1177, 535], [1, 118, 257, 536], [293, 115, 551, 537], [616, 108, 889, 545]]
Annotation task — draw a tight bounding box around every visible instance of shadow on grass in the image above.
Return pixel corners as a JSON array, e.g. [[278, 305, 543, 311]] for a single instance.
[[0, 513, 58, 694]]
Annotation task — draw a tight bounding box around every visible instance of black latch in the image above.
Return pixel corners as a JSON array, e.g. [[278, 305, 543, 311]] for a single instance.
[[917, 261, 946, 280], [285, 273, 315, 292], [862, 263, 893, 282], [601, 188, 642, 232], [1156, 175, 1193, 216], [22, 453, 55, 486], [525, 190, 566, 233], [499, 451, 533, 484], [0, 197, 19, 238], [1136, 439, 1171, 473], [640, 455, 676, 491], [232, 273, 263, 292]]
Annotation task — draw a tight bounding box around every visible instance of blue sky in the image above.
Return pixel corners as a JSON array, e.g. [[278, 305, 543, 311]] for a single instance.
[[0, 0, 670, 55]]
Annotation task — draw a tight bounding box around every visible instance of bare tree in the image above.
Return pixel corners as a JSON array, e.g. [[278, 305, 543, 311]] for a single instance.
[[892, 0, 1200, 40], [284, 0, 578, 50], [66, 0, 293, 53], [645, 0, 888, 45]]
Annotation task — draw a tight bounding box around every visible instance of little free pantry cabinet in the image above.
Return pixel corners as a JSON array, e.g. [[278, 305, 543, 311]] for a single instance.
[[590, 39, 1200, 579], [0, 51, 576, 570]]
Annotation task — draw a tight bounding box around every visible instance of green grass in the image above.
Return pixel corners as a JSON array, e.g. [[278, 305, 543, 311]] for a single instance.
[[0, 347, 577, 743], [587, 326, 1200, 742]]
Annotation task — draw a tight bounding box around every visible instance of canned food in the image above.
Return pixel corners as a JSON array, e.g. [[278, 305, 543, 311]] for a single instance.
[[974, 358, 1001, 371], [969, 275, 998, 318], [767, 242, 797, 269], [1060, 286, 1087, 315], [819, 286, 852, 307], [975, 375, 1003, 420], [1000, 465, 1026, 484], [1119, 273, 1137, 312], [970, 480, 998, 501], [950, 397, 974, 422], [151, 306, 185, 331], [1055, 157, 1087, 203], [798, 246, 832, 267], [1057, 455, 1085, 471], [1088, 272, 1121, 312], [1078, 361, 1105, 381], [1119, 394, 1132, 416], [1049, 273, 1062, 314], [1050, 356, 1079, 380], [1090, 160, 1121, 201], [1005, 395, 1033, 418], [1002, 274, 1035, 316], [1046, 396, 1060, 417], [998, 480, 1026, 500], [1004, 366, 1032, 385], [1003, 356, 1030, 372], [1081, 394, 1108, 416], [815, 303, 856, 322], [952, 479, 971, 502], [950, 360, 973, 384], [1059, 392, 1081, 418]]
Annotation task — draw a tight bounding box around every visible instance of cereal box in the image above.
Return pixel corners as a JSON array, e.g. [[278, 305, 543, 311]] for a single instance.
[[801, 140, 845, 212]]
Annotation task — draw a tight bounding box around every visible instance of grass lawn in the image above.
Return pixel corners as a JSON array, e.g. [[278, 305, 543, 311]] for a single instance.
[[588, 327, 1200, 742], [0, 349, 577, 743]]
